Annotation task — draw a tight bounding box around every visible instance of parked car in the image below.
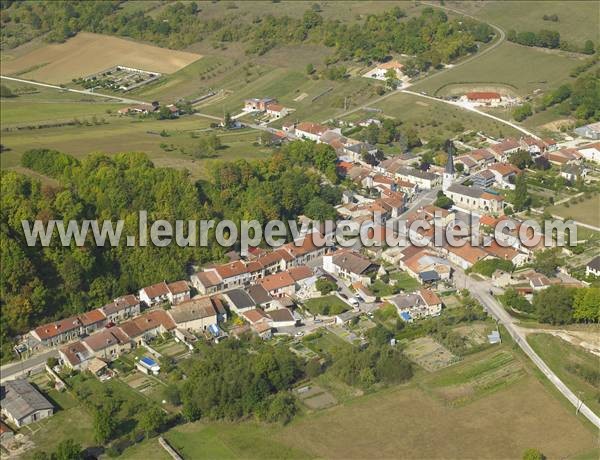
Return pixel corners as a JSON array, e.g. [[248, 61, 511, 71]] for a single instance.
[[295, 331, 305, 337]]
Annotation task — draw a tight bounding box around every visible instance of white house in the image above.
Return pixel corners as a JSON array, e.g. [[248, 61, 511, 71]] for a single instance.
[[586, 256, 600, 277], [167, 297, 218, 332], [577, 142, 600, 163]]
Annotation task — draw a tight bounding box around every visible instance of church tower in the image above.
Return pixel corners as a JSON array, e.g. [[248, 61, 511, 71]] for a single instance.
[[442, 140, 455, 192]]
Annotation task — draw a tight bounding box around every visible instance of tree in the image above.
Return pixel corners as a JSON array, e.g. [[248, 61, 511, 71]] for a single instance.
[[306, 63, 315, 75], [223, 112, 233, 129], [305, 358, 323, 378], [157, 105, 174, 120], [582, 40, 595, 55], [262, 392, 297, 424], [385, 68, 397, 89], [512, 172, 530, 211], [93, 405, 116, 444], [0, 85, 15, 98], [315, 278, 337, 295], [53, 439, 83, 460], [513, 103, 533, 121], [534, 285, 575, 324], [509, 150, 532, 169], [522, 448, 545, 460], [139, 406, 166, 438], [532, 248, 562, 276], [434, 191, 454, 209], [573, 288, 600, 322]]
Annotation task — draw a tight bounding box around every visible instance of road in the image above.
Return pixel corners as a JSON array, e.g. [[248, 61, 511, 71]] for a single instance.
[[0, 75, 144, 104], [0, 349, 58, 383], [453, 269, 600, 429]]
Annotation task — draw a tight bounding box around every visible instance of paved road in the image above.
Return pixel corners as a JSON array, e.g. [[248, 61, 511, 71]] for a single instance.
[[401, 89, 539, 139], [0, 75, 143, 104], [453, 269, 600, 429], [0, 349, 58, 383]]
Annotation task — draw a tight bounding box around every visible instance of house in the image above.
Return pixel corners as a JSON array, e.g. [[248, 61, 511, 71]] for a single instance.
[[82, 328, 131, 362], [1, 380, 54, 427], [343, 141, 379, 162], [487, 163, 521, 189], [223, 288, 256, 314], [489, 139, 521, 162], [545, 148, 582, 165], [294, 122, 328, 142], [282, 232, 327, 266], [335, 310, 361, 325], [288, 265, 318, 295], [246, 284, 275, 309], [323, 250, 378, 285], [462, 92, 502, 104], [211, 295, 228, 322], [190, 270, 222, 295], [483, 241, 528, 267], [0, 422, 14, 441], [265, 103, 288, 118], [519, 136, 548, 154], [242, 308, 269, 326], [389, 288, 442, 321], [101, 295, 141, 323], [529, 274, 552, 290], [586, 256, 600, 277], [267, 308, 297, 328], [574, 121, 600, 140], [353, 282, 376, 303], [119, 310, 175, 346], [167, 280, 191, 305], [445, 184, 505, 215], [364, 60, 404, 81], [59, 341, 93, 370], [445, 243, 491, 269], [31, 316, 82, 348], [401, 248, 451, 280], [390, 167, 440, 190], [78, 309, 107, 335], [118, 103, 156, 115], [470, 169, 496, 188], [168, 297, 218, 332], [244, 97, 275, 112], [577, 142, 600, 163], [560, 164, 587, 183], [259, 271, 296, 298], [139, 281, 170, 306]]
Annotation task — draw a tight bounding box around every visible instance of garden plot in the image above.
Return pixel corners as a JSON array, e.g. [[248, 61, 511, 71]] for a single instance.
[[404, 337, 458, 372], [296, 384, 338, 410]]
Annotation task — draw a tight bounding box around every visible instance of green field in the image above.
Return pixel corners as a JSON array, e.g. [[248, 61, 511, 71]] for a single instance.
[[125, 342, 597, 460], [356, 92, 521, 139], [0, 117, 274, 180], [302, 329, 351, 356], [303, 295, 350, 316], [450, 1, 600, 43], [1, 99, 122, 125], [412, 41, 585, 97], [528, 333, 600, 416], [548, 195, 600, 228]]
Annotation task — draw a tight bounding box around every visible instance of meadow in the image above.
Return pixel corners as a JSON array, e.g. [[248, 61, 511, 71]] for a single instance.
[[0, 116, 274, 180], [412, 41, 587, 97], [548, 195, 600, 227], [122, 342, 598, 460], [2, 32, 202, 84]]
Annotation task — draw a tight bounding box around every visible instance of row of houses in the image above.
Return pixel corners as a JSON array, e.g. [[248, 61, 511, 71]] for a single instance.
[[243, 97, 290, 119]]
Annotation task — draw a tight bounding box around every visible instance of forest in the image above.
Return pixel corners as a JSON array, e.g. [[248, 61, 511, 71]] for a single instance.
[[0, 2, 493, 68], [0, 140, 340, 360]]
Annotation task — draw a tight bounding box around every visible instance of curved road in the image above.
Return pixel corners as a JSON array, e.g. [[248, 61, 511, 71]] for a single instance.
[[454, 269, 600, 429]]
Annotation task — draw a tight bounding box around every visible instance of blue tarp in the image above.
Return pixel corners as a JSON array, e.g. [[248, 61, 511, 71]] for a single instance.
[[208, 324, 220, 337]]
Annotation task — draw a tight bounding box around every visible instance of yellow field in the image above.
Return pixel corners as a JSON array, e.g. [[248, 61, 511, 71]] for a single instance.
[[2, 32, 202, 83]]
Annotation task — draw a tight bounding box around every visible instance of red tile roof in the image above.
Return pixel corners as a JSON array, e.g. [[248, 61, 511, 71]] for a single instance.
[[466, 92, 501, 101], [259, 271, 296, 292], [34, 316, 81, 340], [419, 288, 442, 306], [242, 308, 269, 325], [142, 281, 170, 299], [167, 280, 189, 295], [79, 309, 106, 326]]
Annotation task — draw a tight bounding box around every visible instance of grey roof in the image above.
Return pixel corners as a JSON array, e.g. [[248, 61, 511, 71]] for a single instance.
[[267, 308, 295, 323], [419, 270, 440, 282], [445, 141, 455, 174], [1, 380, 53, 421], [447, 183, 486, 199], [332, 251, 376, 275], [587, 256, 600, 271], [225, 289, 256, 310], [169, 298, 216, 324], [395, 167, 438, 181], [389, 293, 423, 309], [346, 142, 378, 154], [247, 284, 273, 305]]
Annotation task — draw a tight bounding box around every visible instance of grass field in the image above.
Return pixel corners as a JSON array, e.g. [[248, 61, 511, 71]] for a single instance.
[[1, 99, 122, 125], [354, 92, 521, 139], [302, 329, 351, 357], [412, 42, 586, 97], [125, 342, 598, 459], [548, 195, 600, 227], [528, 333, 600, 416], [0, 117, 274, 180], [2, 32, 202, 84], [449, 1, 600, 43], [303, 295, 350, 316]]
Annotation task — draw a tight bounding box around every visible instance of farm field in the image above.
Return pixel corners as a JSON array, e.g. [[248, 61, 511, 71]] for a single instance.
[[354, 92, 521, 139], [1, 99, 122, 125], [527, 333, 600, 417], [2, 32, 202, 84], [126, 343, 598, 460], [0, 117, 274, 180], [548, 195, 600, 227], [411, 42, 586, 97], [449, 1, 600, 43]]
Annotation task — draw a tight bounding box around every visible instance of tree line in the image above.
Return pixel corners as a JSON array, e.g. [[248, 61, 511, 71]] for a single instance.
[[1, 2, 493, 72], [507, 28, 595, 55]]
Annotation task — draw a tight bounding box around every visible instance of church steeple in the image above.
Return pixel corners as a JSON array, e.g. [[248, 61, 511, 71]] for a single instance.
[[443, 140, 455, 191]]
